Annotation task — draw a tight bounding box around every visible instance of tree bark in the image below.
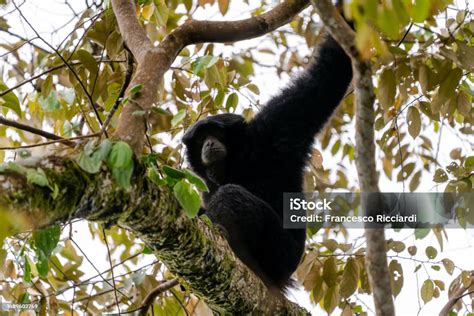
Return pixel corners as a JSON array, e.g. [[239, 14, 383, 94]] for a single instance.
[[0, 158, 308, 314], [111, 0, 309, 154], [311, 1, 395, 315]]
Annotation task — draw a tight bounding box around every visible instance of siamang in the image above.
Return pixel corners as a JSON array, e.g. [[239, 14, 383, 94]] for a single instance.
[[182, 31, 352, 293]]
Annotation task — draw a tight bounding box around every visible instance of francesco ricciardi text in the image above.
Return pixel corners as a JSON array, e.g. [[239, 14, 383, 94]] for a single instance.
[[289, 214, 417, 224]]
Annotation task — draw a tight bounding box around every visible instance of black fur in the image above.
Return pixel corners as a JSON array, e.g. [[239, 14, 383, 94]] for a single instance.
[[182, 33, 352, 291]]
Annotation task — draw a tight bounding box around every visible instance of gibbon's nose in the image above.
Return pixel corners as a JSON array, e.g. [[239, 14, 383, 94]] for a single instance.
[[204, 138, 214, 149]]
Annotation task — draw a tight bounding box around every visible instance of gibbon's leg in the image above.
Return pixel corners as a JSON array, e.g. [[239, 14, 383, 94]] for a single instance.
[[203, 184, 303, 291]]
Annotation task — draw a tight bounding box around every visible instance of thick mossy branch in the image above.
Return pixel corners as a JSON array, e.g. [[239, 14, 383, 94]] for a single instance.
[[0, 157, 308, 314]]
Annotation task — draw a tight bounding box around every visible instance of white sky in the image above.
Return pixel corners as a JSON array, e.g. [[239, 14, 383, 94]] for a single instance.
[[0, 0, 473, 315]]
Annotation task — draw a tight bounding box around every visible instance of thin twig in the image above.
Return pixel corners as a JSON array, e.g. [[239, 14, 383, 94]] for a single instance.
[[0, 116, 75, 147], [0, 133, 100, 150], [132, 279, 179, 316], [12, 1, 104, 130], [102, 227, 121, 315], [101, 48, 134, 134], [0, 29, 52, 54]]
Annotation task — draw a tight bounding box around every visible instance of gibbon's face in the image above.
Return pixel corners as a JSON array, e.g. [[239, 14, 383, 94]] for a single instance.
[[200, 134, 227, 166], [182, 113, 245, 171]]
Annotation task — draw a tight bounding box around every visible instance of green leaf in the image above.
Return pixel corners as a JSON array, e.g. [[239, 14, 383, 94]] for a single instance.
[[107, 141, 133, 169], [407, 106, 421, 138], [378, 69, 396, 110], [0, 82, 21, 117], [39, 91, 61, 112], [171, 109, 186, 127], [153, 0, 169, 26], [425, 246, 438, 259], [163, 165, 186, 179], [389, 260, 404, 297], [107, 141, 134, 189], [173, 179, 201, 218], [76, 140, 112, 174], [340, 257, 359, 298], [322, 257, 337, 287], [225, 93, 239, 110], [191, 56, 218, 76], [246, 83, 260, 95], [441, 258, 455, 275], [129, 84, 143, 97], [421, 279, 434, 303], [112, 164, 134, 189], [26, 168, 50, 187], [23, 255, 32, 283], [147, 165, 167, 186], [76, 49, 99, 75], [433, 169, 448, 183], [32, 225, 60, 278], [412, 0, 430, 23], [184, 169, 209, 192], [76, 151, 102, 174]]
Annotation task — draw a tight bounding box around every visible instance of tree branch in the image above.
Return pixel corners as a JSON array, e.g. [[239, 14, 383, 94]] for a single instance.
[[0, 158, 308, 314], [111, 0, 309, 154], [439, 274, 473, 316], [0, 116, 75, 147], [311, 1, 395, 316], [138, 279, 179, 316]]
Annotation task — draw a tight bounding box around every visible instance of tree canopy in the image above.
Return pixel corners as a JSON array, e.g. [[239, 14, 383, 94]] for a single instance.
[[0, 0, 473, 315]]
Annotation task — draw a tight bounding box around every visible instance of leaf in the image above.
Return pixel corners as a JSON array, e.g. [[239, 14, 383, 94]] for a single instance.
[[191, 56, 218, 76], [163, 165, 186, 179], [433, 169, 448, 183], [378, 69, 396, 110], [32, 225, 60, 278], [173, 180, 201, 218], [0, 82, 21, 117], [184, 169, 209, 192], [456, 91, 471, 117], [407, 246, 417, 256], [340, 257, 359, 298], [389, 260, 404, 297], [412, 0, 430, 22], [76, 140, 112, 174], [107, 141, 134, 189], [225, 93, 239, 110], [322, 285, 339, 314], [456, 42, 474, 72], [26, 168, 50, 187], [105, 31, 123, 58], [441, 258, 455, 275], [154, 0, 169, 26], [147, 165, 167, 186], [171, 109, 186, 127], [76, 49, 98, 75], [76, 151, 102, 174], [420, 279, 434, 303], [438, 68, 463, 102], [322, 257, 337, 287], [107, 141, 133, 169], [425, 246, 438, 259], [246, 83, 260, 95], [39, 91, 60, 112], [407, 106, 421, 138], [217, 0, 229, 15], [129, 84, 143, 96]]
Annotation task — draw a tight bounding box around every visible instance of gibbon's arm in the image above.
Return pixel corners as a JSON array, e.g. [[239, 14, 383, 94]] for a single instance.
[[248, 33, 352, 155]]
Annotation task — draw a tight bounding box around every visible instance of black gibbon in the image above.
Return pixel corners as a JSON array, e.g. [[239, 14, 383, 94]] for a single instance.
[[182, 31, 352, 292]]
